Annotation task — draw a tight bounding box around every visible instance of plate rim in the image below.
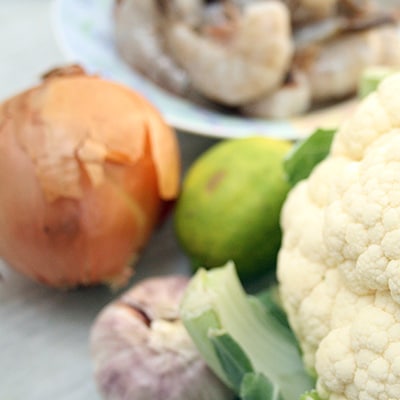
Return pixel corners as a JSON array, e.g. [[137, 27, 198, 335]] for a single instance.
[[51, 0, 356, 140]]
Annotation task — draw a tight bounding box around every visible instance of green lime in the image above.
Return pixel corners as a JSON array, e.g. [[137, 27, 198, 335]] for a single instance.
[[174, 136, 292, 281]]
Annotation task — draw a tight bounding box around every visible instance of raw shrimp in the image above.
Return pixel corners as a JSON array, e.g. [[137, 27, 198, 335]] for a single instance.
[[164, 1, 293, 106], [295, 25, 400, 103], [373, 25, 400, 67], [293, 9, 397, 49], [288, 0, 376, 25], [288, 0, 338, 25], [171, 0, 204, 26], [241, 70, 311, 118], [114, 0, 191, 95]]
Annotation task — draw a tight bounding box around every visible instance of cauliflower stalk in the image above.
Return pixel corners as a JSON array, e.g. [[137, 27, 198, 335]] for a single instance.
[[277, 72, 400, 400]]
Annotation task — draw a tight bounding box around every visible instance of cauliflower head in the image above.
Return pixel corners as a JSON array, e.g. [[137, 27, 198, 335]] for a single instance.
[[277, 73, 400, 400]]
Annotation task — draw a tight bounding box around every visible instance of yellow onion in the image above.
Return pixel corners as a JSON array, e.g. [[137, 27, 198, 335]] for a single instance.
[[0, 65, 180, 288]]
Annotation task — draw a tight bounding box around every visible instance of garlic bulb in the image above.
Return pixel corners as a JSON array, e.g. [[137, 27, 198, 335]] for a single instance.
[[90, 275, 233, 400]]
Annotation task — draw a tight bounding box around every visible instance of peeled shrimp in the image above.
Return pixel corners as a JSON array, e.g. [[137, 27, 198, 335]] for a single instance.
[[288, 0, 338, 25], [293, 8, 397, 49], [241, 70, 311, 118], [373, 25, 400, 67], [164, 1, 293, 106], [114, 0, 190, 95], [295, 25, 400, 103], [287, 0, 378, 25]]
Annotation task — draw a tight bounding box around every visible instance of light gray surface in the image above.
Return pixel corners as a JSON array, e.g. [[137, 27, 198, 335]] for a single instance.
[[0, 2, 217, 399]]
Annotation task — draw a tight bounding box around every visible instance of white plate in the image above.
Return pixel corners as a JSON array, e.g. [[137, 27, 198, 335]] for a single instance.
[[52, 0, 356, 140]]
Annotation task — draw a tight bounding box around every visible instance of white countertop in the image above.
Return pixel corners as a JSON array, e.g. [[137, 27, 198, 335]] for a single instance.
[[0, 2, 217, 399]]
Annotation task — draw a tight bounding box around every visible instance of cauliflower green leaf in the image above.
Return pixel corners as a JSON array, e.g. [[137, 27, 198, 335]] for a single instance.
[[284, 128, 335, 187]]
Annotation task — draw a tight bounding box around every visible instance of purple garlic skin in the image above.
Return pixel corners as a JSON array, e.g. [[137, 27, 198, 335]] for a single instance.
[[90, 275, 233, 400]]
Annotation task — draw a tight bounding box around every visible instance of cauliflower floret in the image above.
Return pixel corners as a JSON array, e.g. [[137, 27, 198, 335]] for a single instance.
[[316, 294, 400, 399], [278, 73, 400, 399]]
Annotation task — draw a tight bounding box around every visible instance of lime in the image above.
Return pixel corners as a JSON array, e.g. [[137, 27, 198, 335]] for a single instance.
[[174, 136, 292, 281]]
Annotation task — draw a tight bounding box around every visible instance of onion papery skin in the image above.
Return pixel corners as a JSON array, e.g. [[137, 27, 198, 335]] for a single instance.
[[0, 67, 180, 288]]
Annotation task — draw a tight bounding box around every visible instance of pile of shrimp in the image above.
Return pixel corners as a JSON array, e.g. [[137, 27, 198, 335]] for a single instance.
[[114, 0, 400, 119]]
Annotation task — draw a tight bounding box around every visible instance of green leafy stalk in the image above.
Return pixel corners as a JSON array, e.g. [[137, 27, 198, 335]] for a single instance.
[[299, 390, 323, 400], [358, 66, 398, 99], [255, 285, 291, 332], [284, 129, 335, 187], [180, 262, 314, 400], [209, 329, 254, 392], [240, 372, 282, 400]]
